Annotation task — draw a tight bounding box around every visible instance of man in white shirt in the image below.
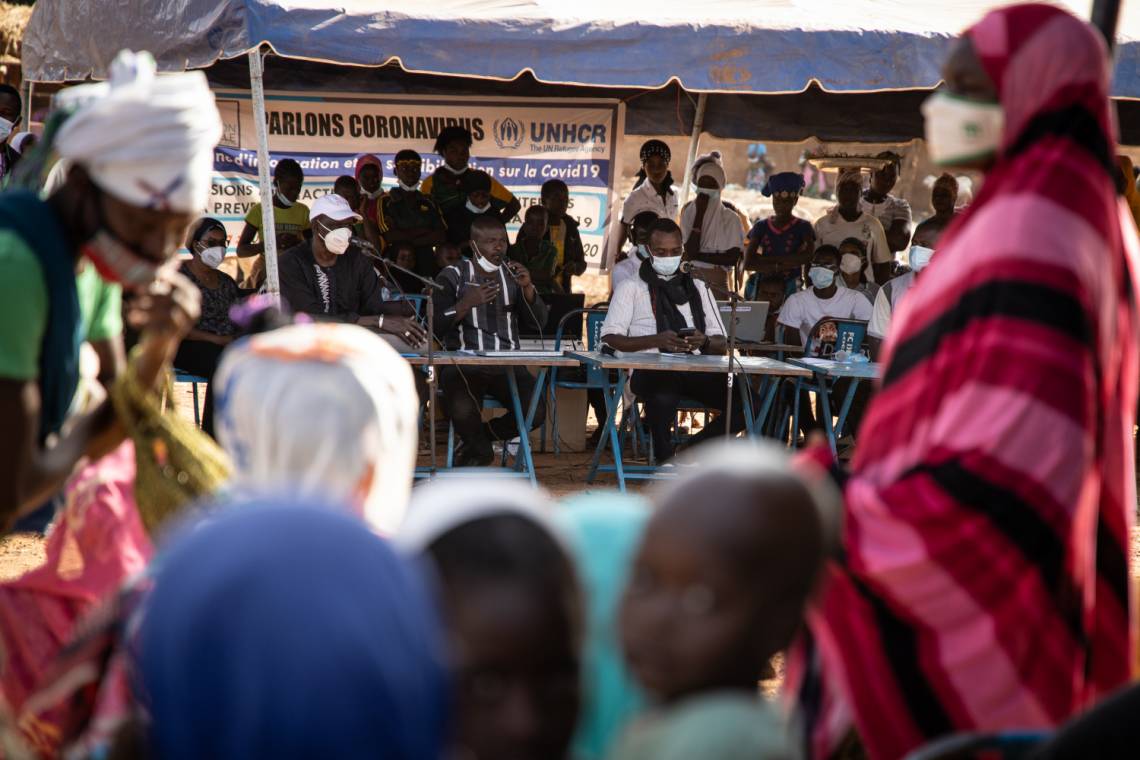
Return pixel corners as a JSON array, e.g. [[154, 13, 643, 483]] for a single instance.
[[815, 171, 892, 284], [867, 226, 938, 359], [601, 219, 743, 460], [616, 139, 678, 254], [679, 151, 745, 291], [611, 210, 659, 295], [860, 151, 913, 258], [777, 245, 873, 349]]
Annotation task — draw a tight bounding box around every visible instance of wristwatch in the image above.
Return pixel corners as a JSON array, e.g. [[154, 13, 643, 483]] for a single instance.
[[377, 315, 385, 330]]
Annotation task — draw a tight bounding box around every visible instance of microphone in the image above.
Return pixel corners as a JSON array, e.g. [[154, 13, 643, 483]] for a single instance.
[[679, 260, 695, 273], [350, 235, 379, 253]]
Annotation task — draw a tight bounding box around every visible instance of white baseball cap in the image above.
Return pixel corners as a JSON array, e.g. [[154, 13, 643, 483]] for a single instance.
[[309, 193, 363, 223]]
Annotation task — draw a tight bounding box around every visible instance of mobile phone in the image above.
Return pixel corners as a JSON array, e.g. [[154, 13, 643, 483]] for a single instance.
[[678, 327, 697, 338]]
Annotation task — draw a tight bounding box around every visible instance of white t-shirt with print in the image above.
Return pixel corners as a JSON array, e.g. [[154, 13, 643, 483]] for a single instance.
[[814, 209, 892, 283], [601, 276, 726, 353], [868, 271, 916, 339], [777, 286, 873, 347]]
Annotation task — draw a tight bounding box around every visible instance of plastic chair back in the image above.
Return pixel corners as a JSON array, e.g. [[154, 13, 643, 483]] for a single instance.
[[395, 293, 428, 318]]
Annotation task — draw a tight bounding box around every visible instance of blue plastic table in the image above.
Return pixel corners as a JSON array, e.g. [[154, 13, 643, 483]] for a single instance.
[[788, 357, 882, 455]]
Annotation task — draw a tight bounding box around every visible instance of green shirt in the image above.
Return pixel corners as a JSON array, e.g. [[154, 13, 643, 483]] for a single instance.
[[0, 235, 122, 381]]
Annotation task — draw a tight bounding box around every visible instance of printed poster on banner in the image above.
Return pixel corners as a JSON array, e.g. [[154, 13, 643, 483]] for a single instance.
[[209, 90, 624, 272]]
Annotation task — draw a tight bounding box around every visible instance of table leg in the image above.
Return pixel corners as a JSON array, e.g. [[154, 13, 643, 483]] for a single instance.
[[816, 374, 837, 456], [791, 378, 802, 446], [833, 377, 860, 443], [586, 367, 627, 492], [750, 377, 779, 438], [738, 374, 756, 437], [506, 369, 538, 487]]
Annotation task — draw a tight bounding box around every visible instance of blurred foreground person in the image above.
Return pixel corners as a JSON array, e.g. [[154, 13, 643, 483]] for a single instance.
[[214, 321, 420, 535], [0, 50, 219, 533], [556, 493, 650, 760], [137, 504, 450, 760], [793, 6, 1140, 759], [613, 440, 840, 760], [399, 479, 581, 760]]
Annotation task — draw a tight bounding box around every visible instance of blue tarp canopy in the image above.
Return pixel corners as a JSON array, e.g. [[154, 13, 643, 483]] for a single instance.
[[21, 0, 1140, 97]]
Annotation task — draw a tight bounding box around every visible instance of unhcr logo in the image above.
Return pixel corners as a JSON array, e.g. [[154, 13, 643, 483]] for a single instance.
[[493, 117, 524, 150]]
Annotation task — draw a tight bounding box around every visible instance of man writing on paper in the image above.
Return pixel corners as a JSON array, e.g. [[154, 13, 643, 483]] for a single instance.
[[600, 219, 746, 462], [432, 215, 549, 466]]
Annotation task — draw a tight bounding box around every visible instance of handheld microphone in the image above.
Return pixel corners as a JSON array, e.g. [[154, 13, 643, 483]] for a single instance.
[[679, 260, 695, 274], [350, 235, 379, 253]]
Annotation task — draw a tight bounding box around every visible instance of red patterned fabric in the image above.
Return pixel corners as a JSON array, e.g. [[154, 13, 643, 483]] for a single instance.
[[792, 6, 1140, 759]]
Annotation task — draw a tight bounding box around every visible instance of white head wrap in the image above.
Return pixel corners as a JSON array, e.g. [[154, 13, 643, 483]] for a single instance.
[[396, 478, 557, 554], [53, 50, 222, 214], [213, 323, 419, 535], [691, 150, 726, 188]]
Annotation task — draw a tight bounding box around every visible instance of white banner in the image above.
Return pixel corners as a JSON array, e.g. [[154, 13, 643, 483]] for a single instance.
[[208, 90, 624, 270]]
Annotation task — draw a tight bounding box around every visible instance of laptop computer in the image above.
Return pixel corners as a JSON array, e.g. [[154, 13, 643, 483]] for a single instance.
[[520, 292, 586, 340], [716, 300, 770, 343]]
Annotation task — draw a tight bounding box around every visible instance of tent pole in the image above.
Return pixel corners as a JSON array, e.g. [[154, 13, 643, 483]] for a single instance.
[[21, 80, 32, 130], [1091, 0, 1121, 52], [677, 92, 708, 208], [248, 48, 280, 304]]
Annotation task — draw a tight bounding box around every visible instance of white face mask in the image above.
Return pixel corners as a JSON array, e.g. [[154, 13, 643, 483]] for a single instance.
[[695, 186, 721, 204], [922, 91, 1004, 167], [443, 163, 468, 175], [471, 241, 501, 272], [839, 253, 863, 275], [274, 188, 295, 208], [809, 266, 836, 289], [398, 181, 419, 192], [198, 245, 226, 269], [0, 116, 14, 143], [362, 188, 382, 200], [910, 244, 935, 272], [651, 255, 682, 277], [319, 223, 352, 255], [466, 199, 491, 214]]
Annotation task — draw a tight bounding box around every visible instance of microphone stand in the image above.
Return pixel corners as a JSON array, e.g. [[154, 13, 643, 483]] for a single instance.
[[358, 244, 444, 474], [689, 267, 743, 439]]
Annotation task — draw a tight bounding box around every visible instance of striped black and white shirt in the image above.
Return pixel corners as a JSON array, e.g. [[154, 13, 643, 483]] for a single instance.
[[432, 259, 549, 350]]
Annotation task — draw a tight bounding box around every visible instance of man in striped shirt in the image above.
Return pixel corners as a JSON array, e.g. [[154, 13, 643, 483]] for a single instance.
[[433, 215, 549, 466]]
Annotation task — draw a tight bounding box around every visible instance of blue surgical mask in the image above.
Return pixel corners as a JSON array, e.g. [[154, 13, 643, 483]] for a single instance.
[[651, 255, 682, 277], [809, 266, 836, 289], [910, 244, 935, 272]]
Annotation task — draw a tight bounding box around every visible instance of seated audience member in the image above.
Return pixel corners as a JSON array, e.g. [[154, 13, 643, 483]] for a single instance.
[[860, 151, 913, 256], [278, 193, 426, 349], [744, 172, 815, 297], [743, 274, 787, 342], [556, 493, 649, 760], [814, 170, 892, 283], [600, 219, 744, 462], [398, 480, 581, 760], [384, 240, 429, 295], [354, 153, 384, 227], [435, 241, 463, 270], [541, 179, 588, 292], [778, 245, 872, 350], [421, 126, 520, 222], [679, 151, 745, 290], [613, 440, 838, 760], [432, 215, 548, 466], [137, 505, 449, 760], [213, 321, 419, 535], [837, 237, 879, 305], [617, 139, 677, 253], [611, 210, 659, 295], [378, 149, 447, 276], [443, 169, 499, 251], [236, 158, 309, 290], [867, 226, 937, 359], [174, 218, 242, 437], [508, 205, 561, 293], [913, 172, 960, 242]]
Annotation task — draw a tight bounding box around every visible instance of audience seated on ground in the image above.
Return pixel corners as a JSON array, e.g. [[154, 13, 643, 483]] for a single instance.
[[398, 479, 581, 760], [432, 215, 549, 466], [611, 440, 839, 760], [600, 218, 744, 462]]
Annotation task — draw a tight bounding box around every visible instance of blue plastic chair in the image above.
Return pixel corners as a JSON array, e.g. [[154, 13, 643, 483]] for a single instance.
[[392, 293, 428, 318], [546, 307, 608, 455], [173, 369, 208, 428]]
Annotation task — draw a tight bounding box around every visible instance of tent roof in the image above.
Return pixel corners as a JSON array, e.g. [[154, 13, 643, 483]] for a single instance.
[[22, 0, 1140, 96]]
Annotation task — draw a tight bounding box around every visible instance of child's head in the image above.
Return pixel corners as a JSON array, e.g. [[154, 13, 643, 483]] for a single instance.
[[620, 441, 834, 703], [521, 205, 549, 239], [391, 241, 416, 271], [631, 210, 660, 247], [435, 242, 462, 269]]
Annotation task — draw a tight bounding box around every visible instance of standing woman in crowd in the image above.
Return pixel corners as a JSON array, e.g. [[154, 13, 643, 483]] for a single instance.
[[744, 172, 815, 298], [0, 51, 216, 534], [174, 218, 241, 438], [617, 139, 678, 253], [679, 151, 745, 291], [791, 6, 1139, 759]]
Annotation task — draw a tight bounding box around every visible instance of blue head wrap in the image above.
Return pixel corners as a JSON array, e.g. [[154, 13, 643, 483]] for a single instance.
[[555, 492, 650, 760], [138, 502, 450, 760], [761, 172, 806, 197]]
